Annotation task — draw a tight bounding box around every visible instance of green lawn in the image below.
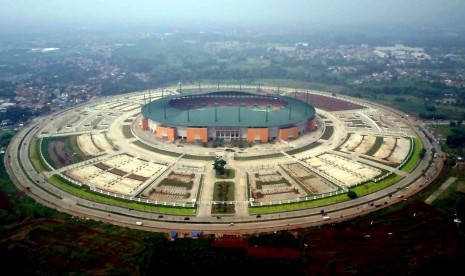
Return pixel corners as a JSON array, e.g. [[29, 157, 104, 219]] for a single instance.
[[212, 181, 235, 214], [215, 169, 235, 179], [31, 138, 50, 171], [212, 181, 235, 201], [399, 137, 422, 172]]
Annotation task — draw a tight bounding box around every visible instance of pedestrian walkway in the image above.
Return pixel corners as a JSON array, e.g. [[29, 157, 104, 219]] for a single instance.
[[197, 169, 215, 217]]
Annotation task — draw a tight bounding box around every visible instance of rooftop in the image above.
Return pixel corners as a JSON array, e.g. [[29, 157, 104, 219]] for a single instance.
[[141, 91, 315, 128]]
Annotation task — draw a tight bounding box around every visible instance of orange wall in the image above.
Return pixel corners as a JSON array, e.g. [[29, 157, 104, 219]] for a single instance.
[[140, 117, 149, 130], [247, 128, 269, 143], [308, 118, 316, 131], [278, 127, 299, 141], [187, 127, 208, 143], [156, 126, 176, 141]]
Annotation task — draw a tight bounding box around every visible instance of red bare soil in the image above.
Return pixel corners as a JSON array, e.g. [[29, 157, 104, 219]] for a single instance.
[[0, 191, 14, 211], [212, 234, 300, 260], [303, 199, 460, 275], [210, 199, 461, 275], [247, 246, 301, 260], [0, 218, 142, 275], [212, 235, 248, 249]]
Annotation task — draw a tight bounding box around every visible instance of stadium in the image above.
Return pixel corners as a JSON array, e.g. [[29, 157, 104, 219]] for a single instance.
[[139, 91, 317, 143], [5, 82, 434, 239]]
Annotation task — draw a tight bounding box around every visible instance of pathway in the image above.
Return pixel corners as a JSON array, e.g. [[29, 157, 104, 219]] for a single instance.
[[425, 177, 457, 204]]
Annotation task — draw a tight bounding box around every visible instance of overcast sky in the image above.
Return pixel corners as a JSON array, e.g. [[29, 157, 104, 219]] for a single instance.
[[1, 0, 464, 32]]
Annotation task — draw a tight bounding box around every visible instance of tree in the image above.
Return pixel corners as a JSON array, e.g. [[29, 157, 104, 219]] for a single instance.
[[213, 157, 227, 175], [347, 190, 357, 199], [0, 106, 33, 124], [419, 148, 427, 159], [444, 156, 456, 167]]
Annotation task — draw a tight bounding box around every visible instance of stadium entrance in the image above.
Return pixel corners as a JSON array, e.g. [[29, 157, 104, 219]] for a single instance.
[[216, 129, 240, 139]]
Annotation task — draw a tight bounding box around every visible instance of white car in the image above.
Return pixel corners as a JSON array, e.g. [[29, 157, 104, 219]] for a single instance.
[[135, 221, 143, 226]]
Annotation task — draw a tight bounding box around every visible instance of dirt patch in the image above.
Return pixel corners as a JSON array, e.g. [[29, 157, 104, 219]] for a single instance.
[[47, 139, 76, 167], [166, 172, 194, 183], [109, 168, 126, 177], [94, 162, 111, 170], [127, 173, 148, 181]]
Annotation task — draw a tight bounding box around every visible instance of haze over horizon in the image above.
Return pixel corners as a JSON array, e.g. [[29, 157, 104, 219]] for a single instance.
[[1, 0, 465, 34]]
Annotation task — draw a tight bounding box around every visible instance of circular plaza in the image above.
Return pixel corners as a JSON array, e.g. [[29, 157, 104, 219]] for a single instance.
[[5, 84, 436, 234]]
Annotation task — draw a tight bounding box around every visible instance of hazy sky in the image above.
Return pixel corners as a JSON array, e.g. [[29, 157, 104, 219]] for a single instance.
[[1, 0, 464, 31]]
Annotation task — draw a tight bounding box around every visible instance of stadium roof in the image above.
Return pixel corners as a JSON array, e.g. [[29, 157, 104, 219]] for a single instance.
[[141, 91, 315, 128]]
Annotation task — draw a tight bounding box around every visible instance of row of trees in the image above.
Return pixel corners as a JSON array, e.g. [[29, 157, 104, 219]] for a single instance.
[[446, 126, 465, 148]]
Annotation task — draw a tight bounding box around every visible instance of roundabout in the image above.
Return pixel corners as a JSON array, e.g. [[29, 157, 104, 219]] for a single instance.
[[4, 84, 441, 235]]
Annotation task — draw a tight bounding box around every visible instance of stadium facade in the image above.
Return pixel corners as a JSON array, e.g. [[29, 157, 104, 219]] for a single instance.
[[139, 91, 317, 143]]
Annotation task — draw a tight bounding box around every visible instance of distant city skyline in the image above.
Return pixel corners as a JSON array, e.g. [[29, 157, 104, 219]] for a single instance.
[[1, 0, 465, 33]]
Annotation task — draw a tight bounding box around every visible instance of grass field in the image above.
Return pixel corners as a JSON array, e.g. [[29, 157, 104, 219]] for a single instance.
[[400, 137, 423, 172], [31, 138, 51, 171], [211, 181, 235, 214]]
